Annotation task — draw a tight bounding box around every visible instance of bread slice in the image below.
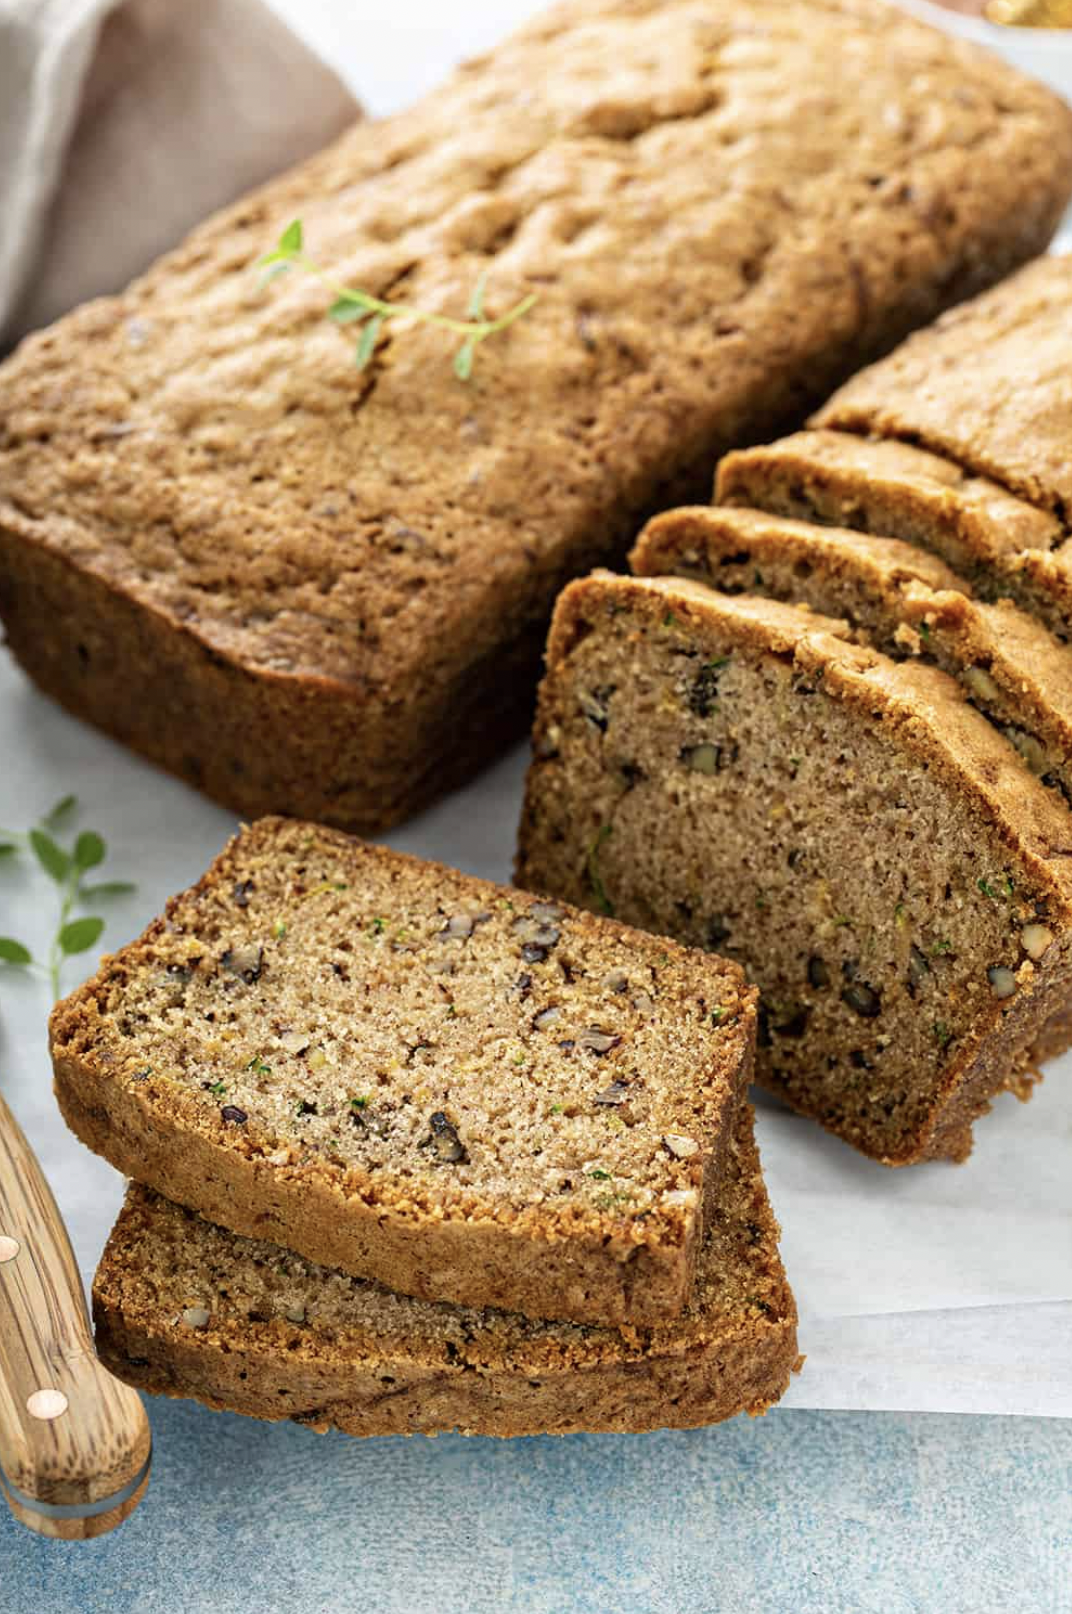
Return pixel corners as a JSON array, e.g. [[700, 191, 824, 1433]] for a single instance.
[[52, 818, 756, 1326], [92, 1100, 799, 1437], [717, 429, 1072, 646], [716, 259, 1072, 644], [631, 506, 1072, 803], [2, 5, 1071, 835], [813, 255, 1072, 519], [516, 573, 1072, 1166]]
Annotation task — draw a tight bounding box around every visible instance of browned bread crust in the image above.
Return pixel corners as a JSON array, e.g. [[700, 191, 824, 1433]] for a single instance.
[[814, 256, 1072, 517], [93, 1100, 799, 1437], [2, 0, 1071, 831], [517, 572, 1072, 1164], [52, 817, 756, 1327]]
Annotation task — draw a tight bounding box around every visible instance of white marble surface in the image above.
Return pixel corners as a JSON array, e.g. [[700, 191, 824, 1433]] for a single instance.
[[1, 0, 1071, 1425]]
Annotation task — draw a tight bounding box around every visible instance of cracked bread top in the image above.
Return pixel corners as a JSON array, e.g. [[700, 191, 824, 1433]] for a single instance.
[[52, 817, 755, 1324], [2, 0, 1070, 703]]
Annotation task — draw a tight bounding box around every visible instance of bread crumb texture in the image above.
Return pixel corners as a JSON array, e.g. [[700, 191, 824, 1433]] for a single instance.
[[52, 817, 755, 1325], [93, 1100, 798, 1437], [517, 573, 1072, 1165], [631, 505, 1072, 806]]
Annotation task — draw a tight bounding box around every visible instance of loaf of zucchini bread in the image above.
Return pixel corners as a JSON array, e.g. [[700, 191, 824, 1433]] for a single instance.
[[717, 258, 1072, 645], [516, 573, 1072, 1166], [52, 817, 756, 1326], [2, 1, 1071, 832], [94, 1100, 798, 1437], [631, 506, 1072, 805]]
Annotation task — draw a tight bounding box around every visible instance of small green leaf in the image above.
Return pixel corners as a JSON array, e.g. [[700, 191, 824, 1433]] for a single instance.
[[29, 828, 70, 884], [0, 843, 17, 859], [74, 830, 106, 871], [328, 297, 370, 325], [45, 794, 77, 828], [355, 313, 384, 369], [279, 219, 303, 254], [0, 938, 32, 965], [467, 270, 489, 321], [454, 336, 476, 382], [58, 916, 104, 956], [80, 881, 136, 900]]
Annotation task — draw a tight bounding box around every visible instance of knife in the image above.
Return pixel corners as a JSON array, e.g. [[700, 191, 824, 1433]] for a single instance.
[[0, 1088, 150, 1537]]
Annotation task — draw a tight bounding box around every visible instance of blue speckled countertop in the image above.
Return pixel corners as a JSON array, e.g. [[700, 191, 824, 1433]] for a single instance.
[[5, 1400, 1071, 1613]]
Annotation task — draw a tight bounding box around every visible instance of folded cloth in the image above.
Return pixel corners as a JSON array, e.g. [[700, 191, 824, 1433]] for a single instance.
[[0, 0, 359, 346]]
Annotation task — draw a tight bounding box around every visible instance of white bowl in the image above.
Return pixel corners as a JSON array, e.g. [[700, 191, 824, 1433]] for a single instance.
[[898, 0, 1072, 101]]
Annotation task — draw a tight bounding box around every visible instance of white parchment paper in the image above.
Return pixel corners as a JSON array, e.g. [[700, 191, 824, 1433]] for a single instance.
[[1, 650, 1069, 1417]]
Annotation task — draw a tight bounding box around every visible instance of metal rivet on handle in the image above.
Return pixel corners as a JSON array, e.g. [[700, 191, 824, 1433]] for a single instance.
[[26, 1388, 68, 1421], [0, 1236, 19, 1263]]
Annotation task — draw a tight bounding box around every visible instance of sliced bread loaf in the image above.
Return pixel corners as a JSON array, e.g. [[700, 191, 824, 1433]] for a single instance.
[[631, 506, 1072, 803], [93, 1100, 798, 1437], [2, 3, 1071, 833], [52, 817, 756, 1326], [516, 573, 1072, 1165], [716, 259, 1072, 643]]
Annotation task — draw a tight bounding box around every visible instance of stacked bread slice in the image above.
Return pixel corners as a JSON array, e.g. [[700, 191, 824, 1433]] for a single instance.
[[52, 818, 799, 1436], [517, 258, 1072, 1166]]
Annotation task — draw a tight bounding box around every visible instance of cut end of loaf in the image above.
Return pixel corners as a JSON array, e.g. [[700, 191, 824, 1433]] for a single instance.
[[518, 572, 1072, 1165]]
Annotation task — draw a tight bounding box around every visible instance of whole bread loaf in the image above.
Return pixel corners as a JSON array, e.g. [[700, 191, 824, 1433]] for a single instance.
[[517, 573, 1072, 1165], [93, 1100, 799, 1437], [2, 0, 1070, 831], [52, 817, 756, 1326]]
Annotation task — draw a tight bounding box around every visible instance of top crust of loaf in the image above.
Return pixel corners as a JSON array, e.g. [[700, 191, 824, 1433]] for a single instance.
[[51, 817, 756, 1326], [1, 0, 1070, 699], [814, 257, 1072, 517], [546, 572, 1072, 913]]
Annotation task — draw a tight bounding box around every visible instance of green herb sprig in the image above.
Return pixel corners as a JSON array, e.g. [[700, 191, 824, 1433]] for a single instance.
[[0, 796, 135, 998], [258, 220, 537, 381]]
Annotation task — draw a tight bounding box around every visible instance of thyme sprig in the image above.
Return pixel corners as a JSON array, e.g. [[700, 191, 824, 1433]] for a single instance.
[[0, 796, 135, 998], [258, 219, 537, 380]]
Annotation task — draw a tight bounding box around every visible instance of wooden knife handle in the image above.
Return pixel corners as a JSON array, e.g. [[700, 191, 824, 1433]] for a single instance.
[[0, 1089, 150, 1538]]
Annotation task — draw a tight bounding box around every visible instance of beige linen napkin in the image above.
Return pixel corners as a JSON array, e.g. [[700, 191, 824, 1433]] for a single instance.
[[0, 0, 359, 345]]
